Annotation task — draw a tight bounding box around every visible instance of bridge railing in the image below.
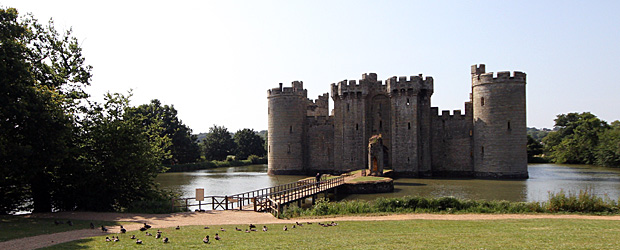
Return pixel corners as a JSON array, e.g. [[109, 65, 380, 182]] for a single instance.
[[170, 176, 343, 212]]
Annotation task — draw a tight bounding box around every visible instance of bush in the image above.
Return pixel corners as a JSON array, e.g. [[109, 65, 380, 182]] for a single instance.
[[248, 155, 261, 164]]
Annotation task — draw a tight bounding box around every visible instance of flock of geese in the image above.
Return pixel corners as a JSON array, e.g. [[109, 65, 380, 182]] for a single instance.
[[88, 221, 339, 245]]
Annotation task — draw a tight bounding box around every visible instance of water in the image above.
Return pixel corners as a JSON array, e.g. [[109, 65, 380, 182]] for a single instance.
[[155, 163, 620, 202]]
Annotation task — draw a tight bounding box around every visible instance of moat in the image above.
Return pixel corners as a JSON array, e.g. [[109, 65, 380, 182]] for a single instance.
[[156, 163, 620, 202]]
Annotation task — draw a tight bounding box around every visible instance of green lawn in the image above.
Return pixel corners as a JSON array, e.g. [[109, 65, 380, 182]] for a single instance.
[[42, 219, 620, 249], [0, 216, 123, 242]]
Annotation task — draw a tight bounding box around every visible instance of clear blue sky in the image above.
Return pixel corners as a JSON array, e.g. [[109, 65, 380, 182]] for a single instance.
[[4, 0, 619, 133]]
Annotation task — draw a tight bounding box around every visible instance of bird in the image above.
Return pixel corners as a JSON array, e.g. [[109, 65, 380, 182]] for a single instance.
[[214, 233, 221, 240], [329, 221, 338, 226], [295, 222, 303, 227], [250, 228, 257, 232], [262, 226, 268, 232], [89, 222, 94, 229], [105, 237, 111, 242], [130, 235, 136, 239], [245, 229, 250, 233], [101, 225, 108, 232], [67, 220, 73, 226], [249, 224, 256, 229], [203, 235, 210, 244], [136, 239, 142, 244], [175, 225, 180, 230], [283, 225, 288, 231], [306, 222, 313, 225], [163, 237, 169, 243], [145, 232, 152, 236], [155, 232, 161, 239], [139, 227, 147, 231], [120, 226, 126, 234], [220, 227, 226, 232], [143, 223, 152, 229], [292, 225, 296, 229], [54, 220, 62, 226], [203, 226, 210, 229], [113, 236, 120, 242], [235, 227, 242, 231]]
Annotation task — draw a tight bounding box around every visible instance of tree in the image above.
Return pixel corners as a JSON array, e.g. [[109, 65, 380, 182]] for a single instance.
[[596, 121, 620, 167], [0, 8, 91, 213], [126, 99, 200, 164], [234, 128, 267, 160], [527, 135, 543, 162], [543, 112, 609, 164], [203, 125, 236, 161]]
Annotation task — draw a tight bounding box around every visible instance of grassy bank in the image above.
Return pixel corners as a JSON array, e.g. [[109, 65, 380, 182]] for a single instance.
[[282, 189, 620, 218], [0, 217, 122, 242], [164, 157, 267, 172], [44, 219, 620, 249]]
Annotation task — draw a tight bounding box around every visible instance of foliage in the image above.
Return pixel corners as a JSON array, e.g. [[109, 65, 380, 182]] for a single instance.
[[202, 125, 236, 161], [282, 190, 620, 218], [233, 128, 266, 160], [527, 127, 552, 142], [126, 99, 200, 164], [595, 121, 620, 167], [527, 134, 544, 162], [543, 112, 609, 164], [247, 155, 261, 164], [0, 7, 91, 213]]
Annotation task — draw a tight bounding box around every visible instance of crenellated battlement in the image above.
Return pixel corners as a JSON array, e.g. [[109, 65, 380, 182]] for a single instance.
[[306, 115, 333, 126], [474, 71, 526, 85], [268, 81, 308, 97], [386, 74, 434, 93], [432, 108, 467, 120]]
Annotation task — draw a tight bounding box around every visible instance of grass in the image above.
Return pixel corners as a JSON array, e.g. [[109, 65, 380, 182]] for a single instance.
[[41, 219, 620, 249], [0, 217, 123, 242], [348, 176, 390, 183]]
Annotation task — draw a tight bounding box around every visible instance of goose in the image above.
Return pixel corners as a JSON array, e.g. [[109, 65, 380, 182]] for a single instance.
[[143, 223, 152, 229], [203, 235, 210, 244], [120, 226, 126, 234], [54, 220, 62, 226], [145, 232, 152, 236], [101, 225, 108, 232], [130, 235, 136, 239], [113, 236, 119, 242], [155, 232, 161, 239], [262, 226, 268, 232], [105, 237, 111, 242], [220, 227, 226, 232], [163, 237, 169, 243], [66, 220, 73, 226], [214, 233, 221, 240], [235, 227, 242, 231], [249, 224, 256, 229], [203, 226, 210, 229], [139, 227, 147, 231], [136, 239, 142, 244], [283, 225, 288, 231], [175, 225, 180, 230], [89, 222, 94, 229]]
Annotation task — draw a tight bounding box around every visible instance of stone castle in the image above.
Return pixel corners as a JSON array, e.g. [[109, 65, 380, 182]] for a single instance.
[[267, 64, 528, 178]]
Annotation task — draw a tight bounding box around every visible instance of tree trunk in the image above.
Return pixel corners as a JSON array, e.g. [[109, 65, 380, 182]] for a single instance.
[[31, 173, 52, 213]]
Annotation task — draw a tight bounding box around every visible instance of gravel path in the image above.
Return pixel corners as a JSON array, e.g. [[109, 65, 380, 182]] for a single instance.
[[2, 211, 620, 250]]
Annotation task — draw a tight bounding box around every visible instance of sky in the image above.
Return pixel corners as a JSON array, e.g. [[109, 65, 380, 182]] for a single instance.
[[3, 0, 620, 133]]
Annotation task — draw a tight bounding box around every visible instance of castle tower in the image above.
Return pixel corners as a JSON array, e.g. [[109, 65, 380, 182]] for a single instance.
[[267, 81, 307, 175], [471, 64, 528, 178]]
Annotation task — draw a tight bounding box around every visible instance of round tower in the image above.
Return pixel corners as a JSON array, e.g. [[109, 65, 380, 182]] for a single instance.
[[471, 64, 528, 178], [267, 81, 307, 175]]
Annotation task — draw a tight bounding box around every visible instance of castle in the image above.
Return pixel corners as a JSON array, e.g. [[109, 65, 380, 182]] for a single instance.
[[267, 64, 528, 178]]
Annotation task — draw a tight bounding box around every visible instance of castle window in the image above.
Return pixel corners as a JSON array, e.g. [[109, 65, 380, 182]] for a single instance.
[[481, 146, 484, 156], [347, 103, 350, 112], [356, 123, 359, 131], [287, 144, 291, 153], [406, 98, 410, 106], [481, 97, 485, 106], [408, 122, 411, 130], [290, 126, 293, 133], [379, 120, 383, 130], [507, 121, 511, 130]]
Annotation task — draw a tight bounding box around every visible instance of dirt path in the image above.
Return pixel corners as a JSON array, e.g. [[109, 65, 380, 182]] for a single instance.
[[3, 211, 620, 250]]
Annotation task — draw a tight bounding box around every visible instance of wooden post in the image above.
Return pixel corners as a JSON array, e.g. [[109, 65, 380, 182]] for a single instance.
[[225, 196, 229, 210]]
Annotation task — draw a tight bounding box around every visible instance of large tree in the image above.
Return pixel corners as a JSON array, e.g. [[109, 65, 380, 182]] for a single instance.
[[234, 128, 266, 160], [203, 125, 236, 161], [543, 112, 609, 164], [596, 121, 620, 167], [0, 8, 91, 213], [126, 99, 200, 164]]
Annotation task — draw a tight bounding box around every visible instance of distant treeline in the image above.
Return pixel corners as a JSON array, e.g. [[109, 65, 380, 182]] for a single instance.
[[165, 156, 267, 172]]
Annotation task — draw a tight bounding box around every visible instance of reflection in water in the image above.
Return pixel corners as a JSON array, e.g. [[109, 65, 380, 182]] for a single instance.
[[156, 163, 620, 202]]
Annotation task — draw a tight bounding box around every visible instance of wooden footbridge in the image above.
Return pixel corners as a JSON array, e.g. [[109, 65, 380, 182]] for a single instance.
[[172, 175, 346, 217]]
